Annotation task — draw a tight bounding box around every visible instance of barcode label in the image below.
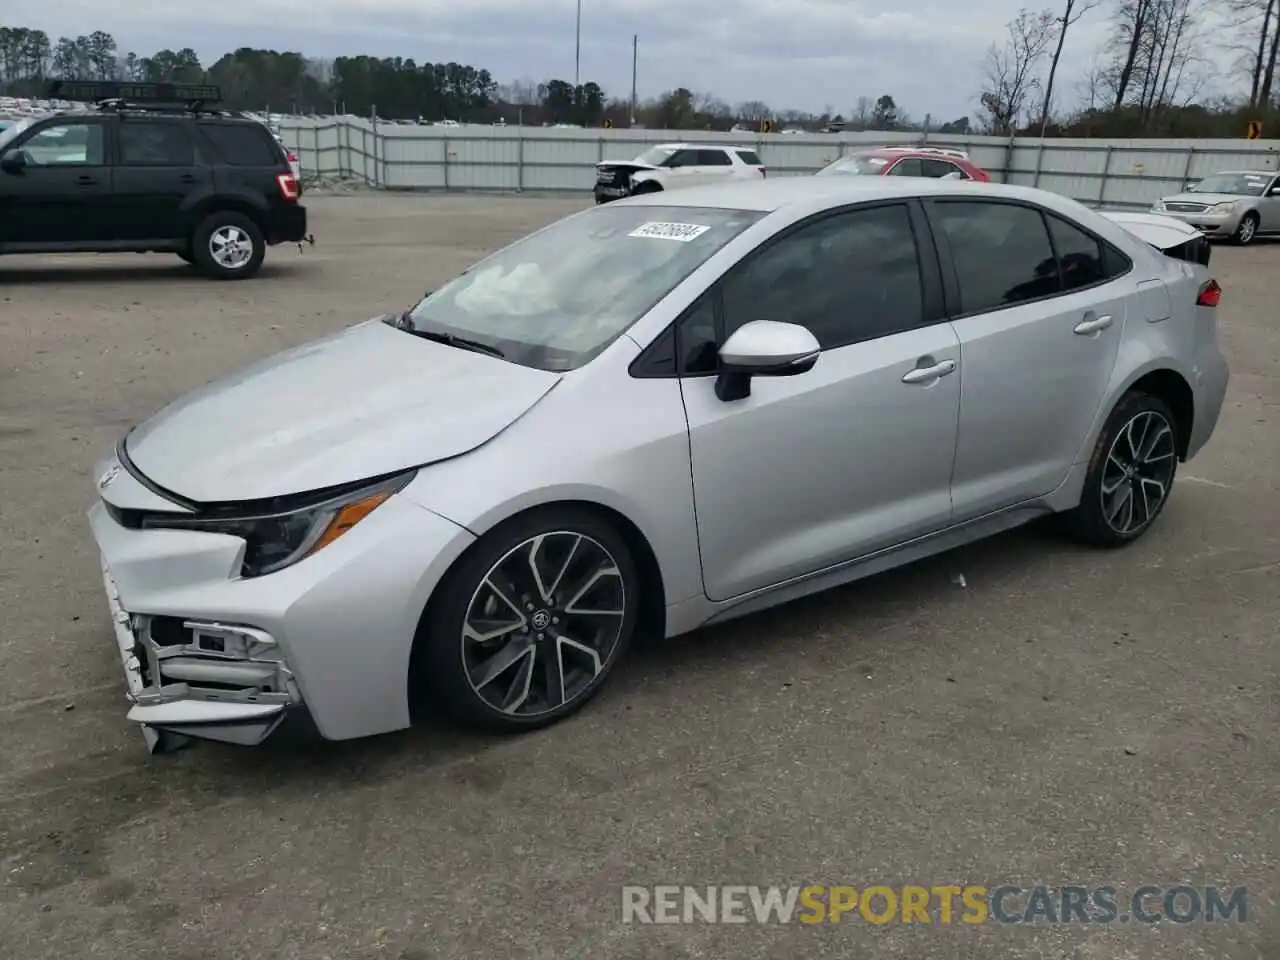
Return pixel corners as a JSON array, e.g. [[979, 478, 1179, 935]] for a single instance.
[[628, 222, 711, 242]]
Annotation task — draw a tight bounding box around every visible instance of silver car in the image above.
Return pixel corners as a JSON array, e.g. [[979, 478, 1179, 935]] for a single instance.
[[1151, 169, 1280, 245], [89, 177, 1229, 752]]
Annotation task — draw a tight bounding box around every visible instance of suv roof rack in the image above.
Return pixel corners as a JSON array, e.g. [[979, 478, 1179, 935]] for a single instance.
[[46, 80, 223, 112]]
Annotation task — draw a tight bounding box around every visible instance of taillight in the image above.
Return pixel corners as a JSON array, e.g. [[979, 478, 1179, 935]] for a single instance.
[[1196, 278, 1221, 307], [287, 151, 298, 163], [275, 173, 300, 201]]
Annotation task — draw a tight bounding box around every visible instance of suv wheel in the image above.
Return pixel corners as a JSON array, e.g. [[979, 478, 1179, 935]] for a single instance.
[[192, 211, 265, 280]]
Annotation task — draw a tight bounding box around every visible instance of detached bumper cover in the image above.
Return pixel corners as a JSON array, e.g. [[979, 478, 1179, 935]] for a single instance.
[[89, 489, 476, 748]]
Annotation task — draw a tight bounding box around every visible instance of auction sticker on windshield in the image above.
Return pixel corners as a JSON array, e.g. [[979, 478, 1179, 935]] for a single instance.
[[629, 222, 711, 242]]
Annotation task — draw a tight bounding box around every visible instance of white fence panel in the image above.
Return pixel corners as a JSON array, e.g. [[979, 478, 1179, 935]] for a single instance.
[[277, 120, 1280, 209]]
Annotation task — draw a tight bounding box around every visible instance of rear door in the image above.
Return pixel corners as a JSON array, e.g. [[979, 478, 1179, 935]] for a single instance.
[[928, 198, 1133, 520], [694, 148, 736, 186], [111, 117, 211, 242], [0, 117, 113, 244]]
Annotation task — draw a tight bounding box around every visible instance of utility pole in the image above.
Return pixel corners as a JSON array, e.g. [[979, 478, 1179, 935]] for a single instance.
[[630, 34, 638, 126], [574, 0, 582, 88]]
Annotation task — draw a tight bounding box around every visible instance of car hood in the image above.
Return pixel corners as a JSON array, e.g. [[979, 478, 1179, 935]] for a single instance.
[[1160, 192, 1251, 206], [596, 160, 658, 170], [123, 319, 561, 504]]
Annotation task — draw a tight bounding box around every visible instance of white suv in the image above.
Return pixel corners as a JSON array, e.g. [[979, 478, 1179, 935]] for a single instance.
[[594, 143, 765, 203]]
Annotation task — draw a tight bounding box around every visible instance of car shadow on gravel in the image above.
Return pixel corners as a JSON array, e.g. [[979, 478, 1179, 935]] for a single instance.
[[0, 259, 308, 285]]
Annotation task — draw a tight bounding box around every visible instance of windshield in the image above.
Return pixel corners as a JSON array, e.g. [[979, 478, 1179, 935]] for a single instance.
[[816, 154, 890, 176], [634, 146, 677, 167], [1188, 173, 1272, 196], [0, 116, 34, 151], [402, 204, 764, 370]]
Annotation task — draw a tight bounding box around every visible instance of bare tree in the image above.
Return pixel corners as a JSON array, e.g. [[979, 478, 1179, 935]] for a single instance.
[[978, 8, 1058, 135], [1039, 0, 1102, 134], [1224, 0, 1277, 106], [851, 96, 874, 129]]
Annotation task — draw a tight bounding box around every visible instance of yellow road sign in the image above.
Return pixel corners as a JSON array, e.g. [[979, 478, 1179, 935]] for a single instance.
[[1246, 120, 1262, 139]]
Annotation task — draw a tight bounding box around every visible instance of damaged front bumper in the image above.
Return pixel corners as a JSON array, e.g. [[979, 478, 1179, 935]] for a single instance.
[[103, 563, 299, 751]]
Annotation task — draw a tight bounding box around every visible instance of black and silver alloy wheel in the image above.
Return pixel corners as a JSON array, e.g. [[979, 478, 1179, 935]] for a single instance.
[[1099, 409, 1177, 535], [462, 532, 626, 718], [414, 508, 639, 731], [1062, 391, 1180, 547]]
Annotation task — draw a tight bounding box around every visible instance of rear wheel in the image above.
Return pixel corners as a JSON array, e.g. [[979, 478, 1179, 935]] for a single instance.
[[191, 211, 265, 280], [412, 508, 640, 732], [632, 181, 663, 195], [1060, 392, 1179, 547]]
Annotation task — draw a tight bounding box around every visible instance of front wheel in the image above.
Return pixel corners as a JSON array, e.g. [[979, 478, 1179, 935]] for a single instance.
[[1231, 212, 1259, 246], [191, 211, 266, 280], [1061, 392, 1179, 547], [413, 508, 640, 731]]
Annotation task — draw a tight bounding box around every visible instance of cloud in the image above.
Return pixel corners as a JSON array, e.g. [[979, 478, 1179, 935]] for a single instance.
[[2, 0, 1238, 120]]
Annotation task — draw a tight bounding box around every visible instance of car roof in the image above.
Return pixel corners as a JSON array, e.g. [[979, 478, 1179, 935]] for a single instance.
[[1209, 169, 1275, 177], [618, 175, 1041, 213]]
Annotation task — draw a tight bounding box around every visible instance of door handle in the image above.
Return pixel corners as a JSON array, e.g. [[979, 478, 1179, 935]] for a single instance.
[[901, 358, 957, 384], [180, 174, 198, 183], [1073, 313, 1113, 335], [74, 175, 99, 186]]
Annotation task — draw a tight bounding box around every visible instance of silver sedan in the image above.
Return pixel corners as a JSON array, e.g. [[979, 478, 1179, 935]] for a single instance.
[[89, 176, 1230, 753], [1151, 170, 1280, 245]]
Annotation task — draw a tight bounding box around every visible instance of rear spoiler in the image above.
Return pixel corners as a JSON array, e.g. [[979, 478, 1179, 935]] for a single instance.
[[1098, 211, 1211, 266]]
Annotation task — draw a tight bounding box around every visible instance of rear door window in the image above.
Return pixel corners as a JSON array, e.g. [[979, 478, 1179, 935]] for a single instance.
[[736, 150, 763, 166], [119, 121, 195, 166], [696, 149, 732, 166], [920, 158, 964, 178], [199, 123, 281, 166], [933, 201, 1060, 312], [886, 157, 924, 177]]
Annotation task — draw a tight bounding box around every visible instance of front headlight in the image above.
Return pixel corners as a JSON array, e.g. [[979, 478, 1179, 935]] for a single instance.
[[1152, 200, 1165, 211], [1210, 201, 1236, 213], [141, 472, 414, 577]]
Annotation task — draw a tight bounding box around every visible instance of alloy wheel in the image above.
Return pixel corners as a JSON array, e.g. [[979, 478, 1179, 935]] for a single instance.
[[461, 531, 627, 718], [1237, 215, 1257, 244], [1100, 409, 1177, 535], [209, 225, 255, 269]]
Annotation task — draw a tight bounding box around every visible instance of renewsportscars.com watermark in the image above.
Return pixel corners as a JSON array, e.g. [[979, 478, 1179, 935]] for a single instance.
[[622, 885, 1249, 925]]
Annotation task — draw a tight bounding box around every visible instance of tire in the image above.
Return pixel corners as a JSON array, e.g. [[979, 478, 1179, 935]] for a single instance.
[[412, 507, 641, 732], [632, 181, 663, 194], [191, 211, 266, 280], [1231, 212, 1259, 246], [1060, 391, 1180, 547]]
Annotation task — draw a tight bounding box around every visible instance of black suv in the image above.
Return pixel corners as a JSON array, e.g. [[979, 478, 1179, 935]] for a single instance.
[[0, 81, 308, 280]]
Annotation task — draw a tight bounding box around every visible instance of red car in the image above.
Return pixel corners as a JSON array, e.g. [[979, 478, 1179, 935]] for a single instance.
[[815, 146, 991, 181]]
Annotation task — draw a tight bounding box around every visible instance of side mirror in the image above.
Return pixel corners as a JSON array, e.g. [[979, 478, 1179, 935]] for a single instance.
[[0, 152, 26, 173], [715, 320, 820, 402], [1184, 181, 1198, 191]]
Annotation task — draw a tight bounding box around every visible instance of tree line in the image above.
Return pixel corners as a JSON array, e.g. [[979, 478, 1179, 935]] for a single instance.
[[1, 11, 1275, 138]]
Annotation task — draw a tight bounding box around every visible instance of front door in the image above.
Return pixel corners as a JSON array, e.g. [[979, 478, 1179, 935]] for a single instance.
[[1256, 175, 1280, 231], [0, 118, 112, 244], [927, 199, 1130, 520], [112, 117, 210, 241], [679, 201, 962, 601]]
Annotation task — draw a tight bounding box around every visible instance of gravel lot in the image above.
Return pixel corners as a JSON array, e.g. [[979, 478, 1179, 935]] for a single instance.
[[1, 195, 1276, 960]]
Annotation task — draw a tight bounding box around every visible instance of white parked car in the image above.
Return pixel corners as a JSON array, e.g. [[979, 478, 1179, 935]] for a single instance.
[[594, 143, 765, 203]]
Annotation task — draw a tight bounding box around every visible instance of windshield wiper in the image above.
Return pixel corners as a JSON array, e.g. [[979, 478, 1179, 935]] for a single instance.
[[393, 315, 505, 359]]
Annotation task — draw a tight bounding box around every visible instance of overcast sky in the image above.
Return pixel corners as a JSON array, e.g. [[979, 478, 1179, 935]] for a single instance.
[[4, 0, 1227, 120]]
